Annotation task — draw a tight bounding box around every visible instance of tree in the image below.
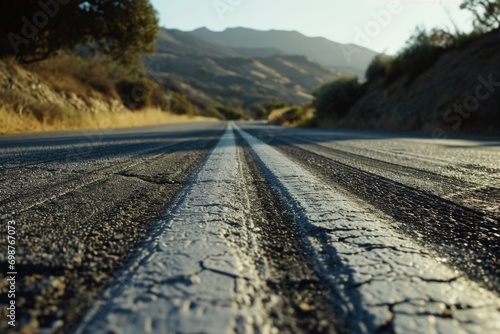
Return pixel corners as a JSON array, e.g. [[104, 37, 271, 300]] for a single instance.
[[381, 27, 445, 86], [365, 54, 394, 81], [460, 0, 500, 32], [0, 0, 158, 65], [312, 76, 364, 121]]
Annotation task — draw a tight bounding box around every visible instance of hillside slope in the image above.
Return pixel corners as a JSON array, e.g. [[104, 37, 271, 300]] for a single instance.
[[156, 29, 241, 58], [148, 28, 344, 109], [146, 53, 342, 108], [0, 58, 123, 116], [340, 29, 500, 136], [190, 27, 378, 77], [0, 55, 211, 134]]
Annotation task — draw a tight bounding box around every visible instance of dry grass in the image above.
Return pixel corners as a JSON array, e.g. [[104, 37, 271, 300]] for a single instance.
[[268, 106, 315, 127], [27, 54, 119, 100], [294, 107, 317, 127], [0, 55, 217, 135], [0, 107, 216, 134], [268, 107, 290, 124]]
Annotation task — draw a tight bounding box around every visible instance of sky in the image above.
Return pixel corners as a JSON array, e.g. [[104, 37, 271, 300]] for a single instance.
[[150, 0, 474, 55]]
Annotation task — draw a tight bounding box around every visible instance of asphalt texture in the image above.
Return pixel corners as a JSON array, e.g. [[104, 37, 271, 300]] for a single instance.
[[0, 121, 498, 334], [0, 122, 226, 333]]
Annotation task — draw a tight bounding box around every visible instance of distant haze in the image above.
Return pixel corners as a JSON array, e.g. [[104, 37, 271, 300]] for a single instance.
[[189, 27, 377, 77], [148, 28, 355, 109], [151, 0, 473, 55]]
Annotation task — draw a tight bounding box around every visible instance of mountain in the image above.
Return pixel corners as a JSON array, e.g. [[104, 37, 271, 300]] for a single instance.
[[148, 28, 344, 111], [190, 27, 378, 77], [156, 29, 241, 58]]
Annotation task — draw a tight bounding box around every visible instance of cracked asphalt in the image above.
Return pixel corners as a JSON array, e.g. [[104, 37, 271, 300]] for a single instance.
[[0, 121, 499, 333]]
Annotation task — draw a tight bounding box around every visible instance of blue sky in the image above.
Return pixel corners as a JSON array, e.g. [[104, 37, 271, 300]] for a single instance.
[[150, 0, 474, 54]]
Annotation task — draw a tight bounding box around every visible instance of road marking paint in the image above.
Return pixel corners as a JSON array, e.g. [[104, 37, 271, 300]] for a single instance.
[[76, 123, 257, 334], [235, 123, 500, 334]]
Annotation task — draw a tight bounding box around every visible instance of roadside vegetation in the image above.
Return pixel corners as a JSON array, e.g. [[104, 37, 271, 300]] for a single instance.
[[367, 27, 485, 87], [0, 0, 238, 134], [307, 0, 500, 134], [268, 104, 316, 127], [0, 106, 215, 134], [312, 76, 365, 122], [0, 53, 220, 134]]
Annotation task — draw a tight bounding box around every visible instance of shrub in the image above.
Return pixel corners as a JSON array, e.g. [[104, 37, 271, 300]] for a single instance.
[[115, 78, 155, 110], [428, 28, 457, 48], [28, 52, 172, 111], [370, 26, 484, 87], [451, 30, 484, 49], [282, 106, 304, 122], [263, 100, 289, 113], [205, 106, 246, 121], [365, 54, 395, 81], [150, 87, 170, 111], [28, 53, 119, 99], [169, 92, 200, 115], [211, 106, 245, 120], [268, 106, 306, 125], [0, 90, 81, 126], [248, 104, 268, 119], [204, 106, 226, 120], [384, 28, 445, 86], [312, 76, 364, 121]]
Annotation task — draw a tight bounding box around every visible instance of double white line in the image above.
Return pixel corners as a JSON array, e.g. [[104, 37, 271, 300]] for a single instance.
[[77, 123, 500, 334]]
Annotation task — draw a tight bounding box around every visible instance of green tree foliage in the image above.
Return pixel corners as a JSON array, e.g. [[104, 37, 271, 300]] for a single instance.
[[427, 28, 458, 48], [0, 0, 158, 65], [262, 100, 288, 113], [460, 0, 500, 32], [366, 23, 484, 84], [364, 0, 498, 84], [282, 106, 304, 123], [204, 106, 225, 120], [270, 106, 305, 125], [169, 92, 200, 116], [365, 54, 395, 81], [248, 103, 267, 120], [312, 76, 364, 121], [115, 77, 155, 110], [210, 105, 245, 120], [383, 27, 445, 86]]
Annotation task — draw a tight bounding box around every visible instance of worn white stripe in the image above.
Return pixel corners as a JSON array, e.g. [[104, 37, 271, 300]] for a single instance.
[[235, 123, 500, 334], [76, 123, 250, 334]]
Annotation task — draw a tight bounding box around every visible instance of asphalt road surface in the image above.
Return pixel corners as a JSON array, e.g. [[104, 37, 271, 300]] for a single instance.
[[0, 121, 499, 334]]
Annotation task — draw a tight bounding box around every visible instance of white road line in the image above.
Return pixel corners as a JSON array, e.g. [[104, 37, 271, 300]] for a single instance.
[[235, 123, 500, 334], [76, 123, 257, 334]]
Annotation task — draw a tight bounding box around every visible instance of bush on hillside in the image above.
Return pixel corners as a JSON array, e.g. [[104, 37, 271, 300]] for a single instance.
[[263, 100, 289, 113], [384, 28, 445, 86], [365, 54, 395, 81], [28, 54, 118, 100], [115, 78, 156, 110], [150, 87, 170, 111], [169, 92, 200, 116], [248, 104, 268, 119], [312, 76, 364, 121], [282, 106, 304, 122], [204, 106, 226, 120], [268, 106, 306, 125], [211, 105, 245, 120], [26, 53, 171, 111], [366, 26, 485, 85]]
